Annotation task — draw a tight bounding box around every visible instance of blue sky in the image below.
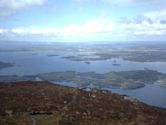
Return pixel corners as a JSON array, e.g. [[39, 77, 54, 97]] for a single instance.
[[0, 0, 166, 42]]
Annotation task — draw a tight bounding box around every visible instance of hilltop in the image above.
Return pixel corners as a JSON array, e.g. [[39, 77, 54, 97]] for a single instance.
[[0, 81, 166, 125]]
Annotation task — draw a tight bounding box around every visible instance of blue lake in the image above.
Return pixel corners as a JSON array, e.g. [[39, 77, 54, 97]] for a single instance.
[[0, 51, 166, 108], [103, 83, 166, 108]]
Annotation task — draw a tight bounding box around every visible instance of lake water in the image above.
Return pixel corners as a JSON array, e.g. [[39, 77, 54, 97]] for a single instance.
[[0, 51, 166, 108], [103, 83, 166, 108]]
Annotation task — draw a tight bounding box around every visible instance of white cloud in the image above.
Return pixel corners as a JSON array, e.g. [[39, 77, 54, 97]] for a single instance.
[[72, 0, 165, 5], [0, 9, 166, 41], [103, 0, 165, 5], [72, 0, 89, 2], [118, 9, 166, 36], [11, 20, 113, 35], [0, 0, 45, 18], [0, 28, 8, 34], [119, 22, 166, 36], [0, 0, 44, 9], [144, 10, 166, 23], [0, 19, 114, 41]]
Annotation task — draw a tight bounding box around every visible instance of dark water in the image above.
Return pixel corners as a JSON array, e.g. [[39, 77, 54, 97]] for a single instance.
[[0, 51, 166, 108]]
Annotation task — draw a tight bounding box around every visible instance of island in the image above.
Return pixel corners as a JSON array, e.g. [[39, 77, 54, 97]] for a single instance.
[[63, 50, 166, 62], [61, 43, 166, 62], [0, 69, 166, 89], [47, 54, 59, 57], [1, 42, 166, 62], [0, 61, 13, 69], [37, 69, 161, 89]]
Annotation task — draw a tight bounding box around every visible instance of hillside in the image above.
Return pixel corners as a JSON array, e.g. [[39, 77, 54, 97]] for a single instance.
[[0, 81, 166, 125]]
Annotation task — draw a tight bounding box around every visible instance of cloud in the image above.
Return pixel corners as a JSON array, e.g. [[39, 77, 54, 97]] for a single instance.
[[72, 0, 165, 5], [144, 9, 166, 23], [0, 9, 166, 41], [119, 22, 166, 36], [118, 9, 166, 37], [0, 19, 114, 41], [0, 0, 45, 18], [72, 0, 89, 2], [103, 0, 165, 5], [0, 28, 8, 35]]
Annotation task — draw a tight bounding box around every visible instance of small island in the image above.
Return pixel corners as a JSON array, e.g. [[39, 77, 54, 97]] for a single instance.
[[47, 54, 59, 57], [85, 61, 91, 64], [0, 61, 13, 69]]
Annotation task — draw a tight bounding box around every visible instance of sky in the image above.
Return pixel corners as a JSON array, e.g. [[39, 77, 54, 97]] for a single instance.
[[0, 0, 166, 42]]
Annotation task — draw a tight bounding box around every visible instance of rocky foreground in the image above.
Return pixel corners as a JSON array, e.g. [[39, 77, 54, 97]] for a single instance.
[[0, 81, 166, 125]]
